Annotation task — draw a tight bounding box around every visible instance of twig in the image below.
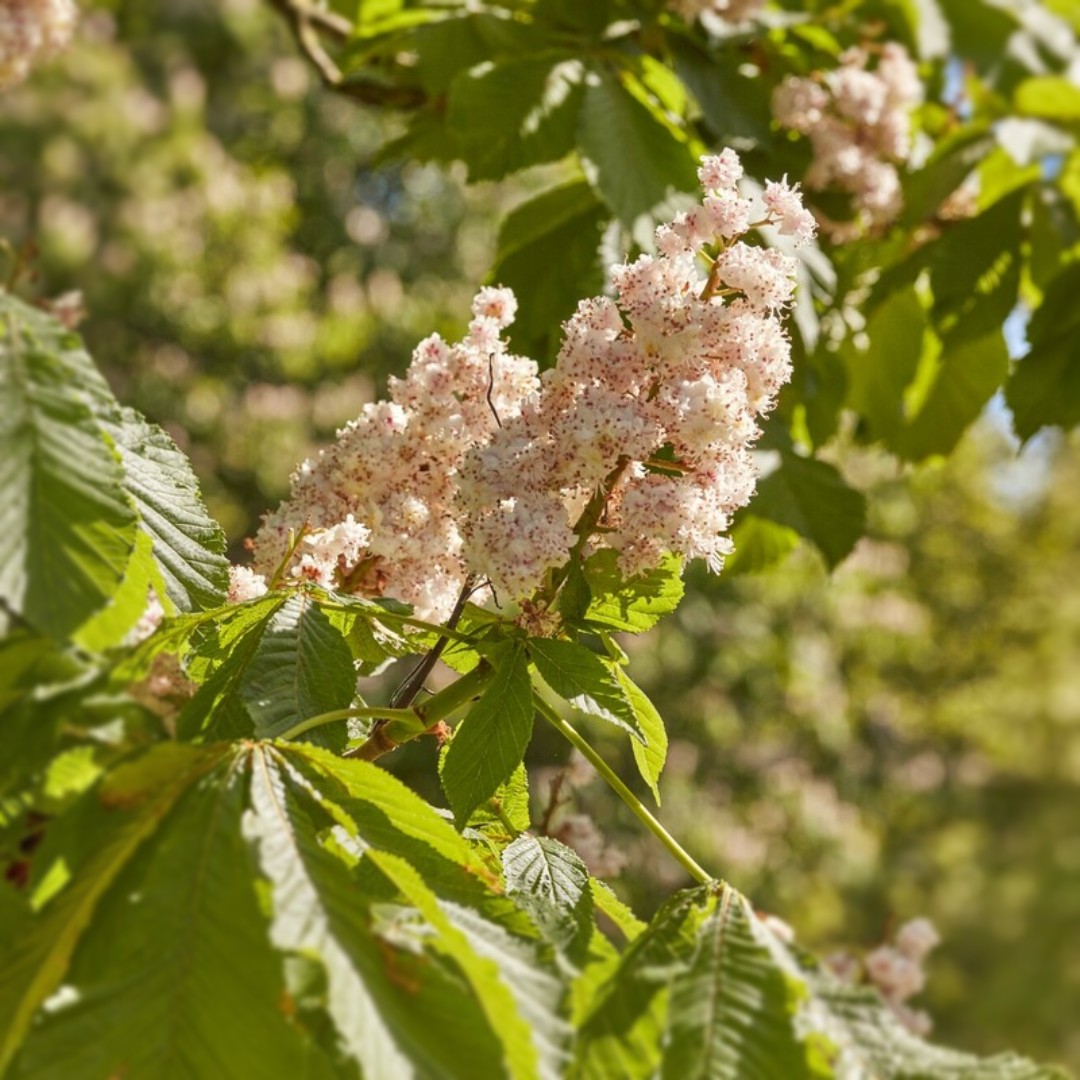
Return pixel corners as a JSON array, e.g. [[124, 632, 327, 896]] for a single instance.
[[266, 0, 426, 109], [389, 573, 477, 709]]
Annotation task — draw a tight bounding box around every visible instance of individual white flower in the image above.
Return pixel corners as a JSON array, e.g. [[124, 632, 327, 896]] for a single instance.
[[228, 565, 268, 603]]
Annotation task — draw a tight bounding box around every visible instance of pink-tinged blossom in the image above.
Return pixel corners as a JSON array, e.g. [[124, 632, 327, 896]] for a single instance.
[[698, 148, 744, 193], [252, 149, 814, 613], [228, 565, 269, 603], [763, 178, 818, 243], [0, 0, 76, 90], [772, 43, 921, 237], [252, 296, 541, 621]]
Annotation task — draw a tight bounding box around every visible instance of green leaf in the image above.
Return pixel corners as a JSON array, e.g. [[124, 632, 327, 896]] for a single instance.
[[670, 38, 774, 145], [901, 125, 995, 226], [246, 745, 511, 1079], [448, 56, 585, 182], [897, 331, 1009, 460], [412, 12, 533, 95], [0, 744, 226, 1075], [441, 643, 534, 827], [367, 848, 545, 1080], [490, 179, 606, 363], [1006, 261, 1080, 438], [581, 550, 685, 633], [529, 637, 644, 741], [724, 515, 800, 576], [240, 593, 356, 748], [9, 748, 315, 1079], [283, 743, 497, 883], [752, 453, 867, 569], [74, 529, 164, 652], [590, 879, 646, 943], [502, 833, 593, 951], [462, 762, 532, 836], [1015, 75, 1080, 122], [614, 667, 667, 805], [175, 594, 288, 741], [573, 889, 705, 1079], [846, 286, 928, 445], [0, 293, 137, 639], [533, 0, 611, 35], [763, 918, 1068, 1080], [929, 189, 1024, 343], [102, 407, 228, 614], [577, 68, 699, 246], [660, 887, 813, 1080]]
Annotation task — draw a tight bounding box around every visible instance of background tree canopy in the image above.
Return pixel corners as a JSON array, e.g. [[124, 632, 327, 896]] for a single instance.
[[3, 0, 1080, 1074]]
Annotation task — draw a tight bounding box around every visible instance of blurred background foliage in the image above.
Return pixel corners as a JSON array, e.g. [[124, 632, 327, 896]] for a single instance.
[[5, 0, 1080, 1069]]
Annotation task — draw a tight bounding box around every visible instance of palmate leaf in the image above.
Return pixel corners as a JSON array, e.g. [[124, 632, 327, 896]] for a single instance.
[[0, 293, 137, 640], [4, 740, 579, 1079], [576, 882, 1065, 1080], [0, 744, 226, 1075], [9, 748, 318, 1080], [251, 745, 571, 1080], [659, 888, 815, 1080]]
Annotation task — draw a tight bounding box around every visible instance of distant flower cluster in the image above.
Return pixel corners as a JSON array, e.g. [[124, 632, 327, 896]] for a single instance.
[[0, 0, 76, 90], [668, 0, 765, 23], [251, 150, 814, 620], [829, 916, 941, 1036], [773, 44, 921, 239]]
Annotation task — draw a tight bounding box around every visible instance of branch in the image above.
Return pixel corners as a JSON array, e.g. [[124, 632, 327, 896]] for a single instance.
[[266, 0, 427, 109]]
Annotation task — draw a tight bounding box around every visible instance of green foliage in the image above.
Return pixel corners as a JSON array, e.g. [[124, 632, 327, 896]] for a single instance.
[[6, 0, 1080, 1074], [0, 294, 137, 639], [530, 637, 645, 742], [240, 592, 356, 746], [441, 642, 534, 826], [752, 453, 867, 569]]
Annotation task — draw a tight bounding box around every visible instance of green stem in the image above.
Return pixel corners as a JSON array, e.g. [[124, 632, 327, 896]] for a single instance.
[[344, 662, 494, 761], [533, 694, 713, 886], [491, 799, 521, 839], [279, 705, 421, 742]]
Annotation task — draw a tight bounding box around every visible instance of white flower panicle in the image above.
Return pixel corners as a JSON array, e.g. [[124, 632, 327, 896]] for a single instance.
[[0, 0, 76, 90], [772, 43, 921, 238], [254, 150, 814, 617], [459, 148, 814, 597], [253, 286, 539, 621]]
